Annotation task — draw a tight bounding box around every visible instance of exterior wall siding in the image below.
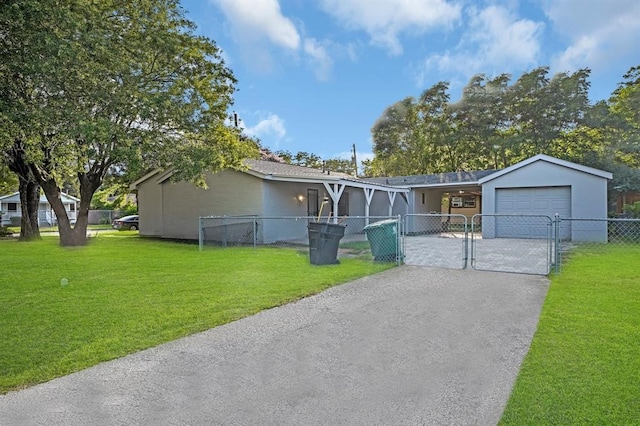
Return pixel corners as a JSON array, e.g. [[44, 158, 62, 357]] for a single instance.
[[161, 170, 264, 240], [137, 177, 164, 237], [481, 161, 609, 241]]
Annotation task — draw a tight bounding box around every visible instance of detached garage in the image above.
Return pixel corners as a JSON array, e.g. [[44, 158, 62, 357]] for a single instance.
[[479, 154, 612, 241]]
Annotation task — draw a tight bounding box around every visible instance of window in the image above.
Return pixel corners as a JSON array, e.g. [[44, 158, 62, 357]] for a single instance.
[[451, 196, 463, 208], [69, 203, 76, 212], [7, 202, 17, 212], [463, 196, 476, 208]]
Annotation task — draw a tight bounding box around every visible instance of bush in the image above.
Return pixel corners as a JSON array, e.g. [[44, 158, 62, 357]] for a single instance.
[[0, 226, 13, 237], [623, 201, 640, 218]]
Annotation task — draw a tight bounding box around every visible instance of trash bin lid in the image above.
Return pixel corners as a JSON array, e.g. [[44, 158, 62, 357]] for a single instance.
[[363, 218, 398, 229]]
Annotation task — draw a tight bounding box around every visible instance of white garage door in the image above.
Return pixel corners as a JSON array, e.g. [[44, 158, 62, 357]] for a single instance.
[[495, 186, 571, 238]]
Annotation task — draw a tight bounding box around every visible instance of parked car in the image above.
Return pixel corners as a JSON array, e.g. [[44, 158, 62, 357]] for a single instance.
[[112, 215, 139, 231]]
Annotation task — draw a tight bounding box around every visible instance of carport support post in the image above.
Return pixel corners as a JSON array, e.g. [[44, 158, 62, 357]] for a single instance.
[[198, 217, 203, 251]]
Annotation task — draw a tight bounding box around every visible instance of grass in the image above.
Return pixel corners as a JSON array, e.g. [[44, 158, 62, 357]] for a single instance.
[[500, 244, 640, 425], [0, 233, 393, 393]]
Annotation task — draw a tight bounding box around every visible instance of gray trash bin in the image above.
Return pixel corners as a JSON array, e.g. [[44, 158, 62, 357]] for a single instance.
[[308, 222, 346, 265]]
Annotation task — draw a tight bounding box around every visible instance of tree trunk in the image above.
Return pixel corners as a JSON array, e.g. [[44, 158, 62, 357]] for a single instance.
[[40, 179, 86, 246], [40, 173, 102, 247], [18, 178, 42, 241], [6, 139, 41, 241]]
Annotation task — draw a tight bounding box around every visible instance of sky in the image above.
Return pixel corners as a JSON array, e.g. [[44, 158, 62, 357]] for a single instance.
[[180, 0, 640, 166]]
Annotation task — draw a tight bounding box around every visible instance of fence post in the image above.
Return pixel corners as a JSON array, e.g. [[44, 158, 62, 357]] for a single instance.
[[397, 214, 402, 266], [198, 217, 203, 252], [463, 216, 469, 269], [253, 219, 257, 248], [554, 213, 560, 274]]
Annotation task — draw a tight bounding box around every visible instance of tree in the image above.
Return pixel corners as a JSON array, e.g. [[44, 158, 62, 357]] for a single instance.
[[1, 0, 256, 246]]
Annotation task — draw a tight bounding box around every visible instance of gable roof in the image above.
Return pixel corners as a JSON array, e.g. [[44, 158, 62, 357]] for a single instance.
[[363, 169, 496, 187], [478, 154, 613, 184], [0, 192, 79, 203]]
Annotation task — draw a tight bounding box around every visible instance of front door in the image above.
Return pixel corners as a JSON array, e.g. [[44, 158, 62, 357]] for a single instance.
[[307, 189, 319, 218]]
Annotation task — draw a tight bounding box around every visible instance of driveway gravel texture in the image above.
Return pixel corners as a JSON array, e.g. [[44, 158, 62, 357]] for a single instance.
[[0, 265, 549, 425]]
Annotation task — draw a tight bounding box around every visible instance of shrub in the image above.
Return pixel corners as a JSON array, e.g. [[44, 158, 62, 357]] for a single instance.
[[623, 201, 640, 218]]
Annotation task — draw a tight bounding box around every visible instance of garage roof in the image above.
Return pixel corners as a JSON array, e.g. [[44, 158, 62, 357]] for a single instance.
[[478, 154, 613, 184]]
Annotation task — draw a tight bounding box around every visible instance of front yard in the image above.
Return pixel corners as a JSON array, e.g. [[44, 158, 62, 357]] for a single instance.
[[0, 233, 392, 393], [500, 244, 640, 424]]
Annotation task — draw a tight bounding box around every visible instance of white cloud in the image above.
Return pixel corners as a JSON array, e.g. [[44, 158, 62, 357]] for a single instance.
[[304, 38, 333, 81], [543, 0, 640, 72], [467, 6, 542, 67], [213, 0, 300, 50], [320, 0, 461, 55], [414, 5, 542, 87], [243, 114, 287, 141]]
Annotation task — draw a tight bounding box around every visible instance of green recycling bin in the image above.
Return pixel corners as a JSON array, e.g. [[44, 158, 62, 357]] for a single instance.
[[308, 222, 347, 265], [363, 219, 402, 262]]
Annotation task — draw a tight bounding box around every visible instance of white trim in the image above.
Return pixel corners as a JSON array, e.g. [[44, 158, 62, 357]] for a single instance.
[[478, 154, 612, 184]]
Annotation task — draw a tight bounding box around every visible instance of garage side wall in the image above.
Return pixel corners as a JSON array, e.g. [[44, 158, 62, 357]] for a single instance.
[[137, 176, 164, 237], [481, 161, 609, 241]]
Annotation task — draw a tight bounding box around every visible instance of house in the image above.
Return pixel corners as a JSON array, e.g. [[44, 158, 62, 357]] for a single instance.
[[130, 160, 409, 241], [131, 154, 612, 242], [0, 192, 79, 227]]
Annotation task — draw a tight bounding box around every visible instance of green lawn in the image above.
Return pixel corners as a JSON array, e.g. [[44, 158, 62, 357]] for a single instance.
[[0, 233, 392, 393], [500, 244, 640, 425]]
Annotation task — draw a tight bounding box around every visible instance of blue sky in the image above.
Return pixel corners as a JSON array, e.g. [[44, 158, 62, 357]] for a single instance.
[[180, 0, 640, 166]]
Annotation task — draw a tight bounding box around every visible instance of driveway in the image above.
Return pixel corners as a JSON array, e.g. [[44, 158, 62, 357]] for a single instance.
[[0, 266, 549, 425]]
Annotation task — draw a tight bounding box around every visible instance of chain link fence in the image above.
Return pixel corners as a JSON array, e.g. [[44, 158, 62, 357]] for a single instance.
[[198, 215, 403, 265], [471, 214, 554, 275], [403, 214, 468, 269], [554, 217, 640, 272], [197, 214, 640, 273]]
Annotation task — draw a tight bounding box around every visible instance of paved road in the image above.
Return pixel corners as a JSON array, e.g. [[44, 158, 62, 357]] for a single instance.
[[0, 266, 549, 425]]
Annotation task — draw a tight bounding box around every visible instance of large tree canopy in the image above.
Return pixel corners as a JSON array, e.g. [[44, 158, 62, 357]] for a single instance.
[[364, 66, 640, 198], [0, 0, 256, 245]]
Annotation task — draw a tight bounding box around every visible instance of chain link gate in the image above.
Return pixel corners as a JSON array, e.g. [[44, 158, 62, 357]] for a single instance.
[[402, 214, 468, 269], [470, 214, 554, 275]]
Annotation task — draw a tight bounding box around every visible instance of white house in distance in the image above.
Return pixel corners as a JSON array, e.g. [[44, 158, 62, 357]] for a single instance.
[[0, 192, 79, 227], [131, 154, 613, 242]]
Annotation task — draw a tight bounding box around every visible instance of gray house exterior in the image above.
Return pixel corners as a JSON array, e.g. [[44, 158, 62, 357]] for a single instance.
[[132, 154, 612, 242], [132, 160, 409, 241]]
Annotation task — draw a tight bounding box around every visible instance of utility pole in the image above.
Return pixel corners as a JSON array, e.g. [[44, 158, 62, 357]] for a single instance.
[[351, 143, 358, 178]]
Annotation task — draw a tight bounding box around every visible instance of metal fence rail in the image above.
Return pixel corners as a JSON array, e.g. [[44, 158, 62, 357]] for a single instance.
[[471, 214, 553, 275], [403, 214, 468, 269], [554, 217, 640, 272], [197, 214, 640, 274], [198, 215, 403, 265]]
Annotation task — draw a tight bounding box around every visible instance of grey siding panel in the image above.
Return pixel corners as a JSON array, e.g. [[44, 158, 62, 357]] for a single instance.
[[161, 170, 264, 240], [481, 160, 609, 241], [138, 178, 164, 237]]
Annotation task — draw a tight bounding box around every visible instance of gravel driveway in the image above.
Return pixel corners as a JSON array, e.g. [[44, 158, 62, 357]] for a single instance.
[[0, 266, 549, 425]]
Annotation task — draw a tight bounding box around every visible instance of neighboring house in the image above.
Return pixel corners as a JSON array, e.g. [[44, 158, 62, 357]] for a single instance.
[[131, 154, 612, 242], [0, 192, 79, 227]]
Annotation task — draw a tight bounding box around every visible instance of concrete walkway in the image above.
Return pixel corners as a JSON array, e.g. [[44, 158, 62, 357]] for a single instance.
[[0, 266, 549, 425]]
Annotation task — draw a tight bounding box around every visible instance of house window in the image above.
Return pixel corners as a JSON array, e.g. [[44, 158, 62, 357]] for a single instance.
[[463, 196, 476, 208], [451, 196, 463, 208], [69, 203, 76, 212], [8, 202, 18, 212]]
